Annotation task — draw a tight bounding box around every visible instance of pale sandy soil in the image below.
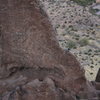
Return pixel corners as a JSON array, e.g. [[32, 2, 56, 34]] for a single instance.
[[40, 0, 100, 81]]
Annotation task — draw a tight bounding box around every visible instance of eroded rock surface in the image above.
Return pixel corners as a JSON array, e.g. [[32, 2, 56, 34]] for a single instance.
[[0, 0, 98, 99]]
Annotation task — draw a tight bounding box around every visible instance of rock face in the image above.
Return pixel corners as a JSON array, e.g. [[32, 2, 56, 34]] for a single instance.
[[0, 0, 98, 100]]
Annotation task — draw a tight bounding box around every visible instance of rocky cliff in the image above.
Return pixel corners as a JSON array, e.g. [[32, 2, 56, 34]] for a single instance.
[[0, 0, 98, 100]]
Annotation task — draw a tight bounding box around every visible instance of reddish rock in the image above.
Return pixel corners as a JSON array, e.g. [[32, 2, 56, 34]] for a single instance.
[[0, 0, 98, 100], [96, 0, 100, 3]]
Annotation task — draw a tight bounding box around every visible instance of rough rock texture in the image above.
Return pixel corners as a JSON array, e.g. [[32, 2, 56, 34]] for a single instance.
[[0, 0, 98, 100]]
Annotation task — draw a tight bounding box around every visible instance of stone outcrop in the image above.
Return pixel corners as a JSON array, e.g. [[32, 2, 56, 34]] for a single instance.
[[0, 0, 98, 100]]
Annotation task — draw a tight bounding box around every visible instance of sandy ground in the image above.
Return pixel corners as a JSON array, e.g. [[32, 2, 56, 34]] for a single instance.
[[40, 0, 100, 81]]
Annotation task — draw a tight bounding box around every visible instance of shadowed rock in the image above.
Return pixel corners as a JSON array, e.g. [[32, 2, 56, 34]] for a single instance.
[[0, 0, 98, 99], [96, 68, 100, 82]]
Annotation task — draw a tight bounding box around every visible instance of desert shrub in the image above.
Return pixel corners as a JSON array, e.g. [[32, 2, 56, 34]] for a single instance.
[[75, 34, 80, 40], [66, 40, 76, 49], [79, 38, 89, 46], [71, 0, 95, 6]]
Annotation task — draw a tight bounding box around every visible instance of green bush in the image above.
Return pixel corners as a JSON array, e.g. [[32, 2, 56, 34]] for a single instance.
[[79, 38, 89, 46], [71, 0, 95, 6], [66, 40, 76, 49]]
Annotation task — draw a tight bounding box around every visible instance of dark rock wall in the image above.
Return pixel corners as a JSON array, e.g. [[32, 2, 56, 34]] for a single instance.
[[96, 68, 100, 82]]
